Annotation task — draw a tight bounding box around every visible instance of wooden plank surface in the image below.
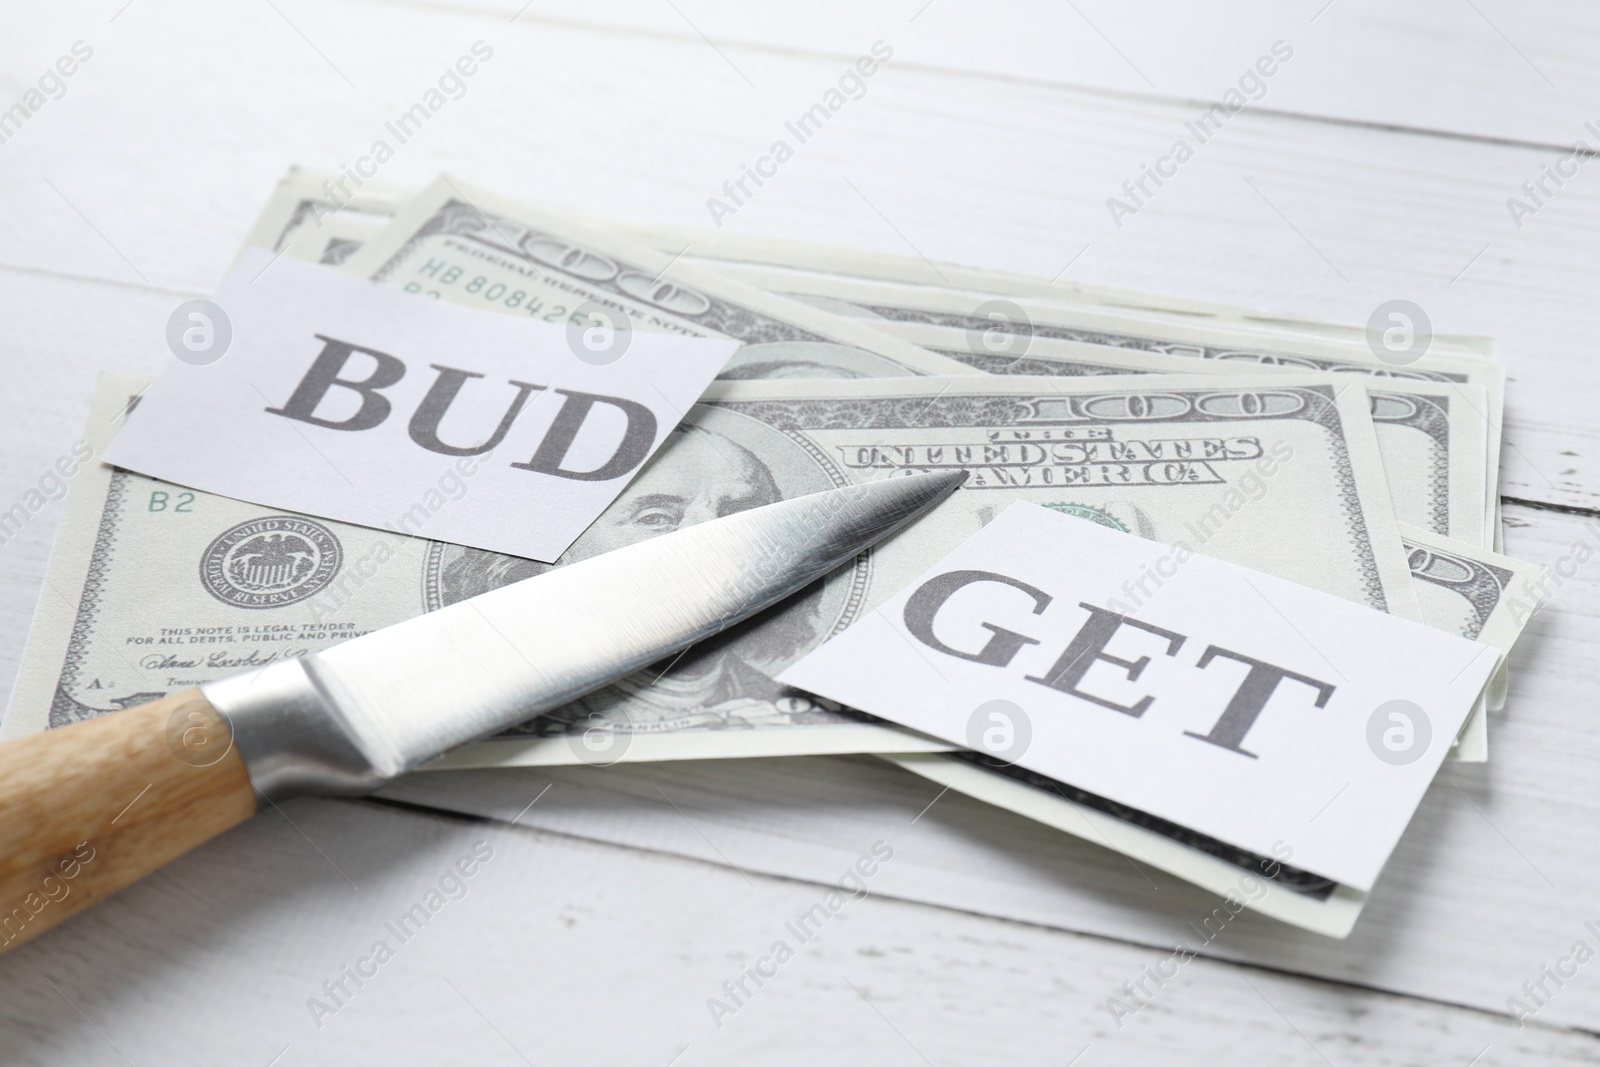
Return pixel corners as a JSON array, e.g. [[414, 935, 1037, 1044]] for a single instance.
[[1, 1, 1598, 1061], [0, 798, 1595, 1066], [406, 0, 1600, 148]]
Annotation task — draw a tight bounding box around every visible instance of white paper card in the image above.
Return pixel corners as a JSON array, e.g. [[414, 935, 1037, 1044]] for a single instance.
[[104, 248, 738, 561], [779, 502, 1496, 891]]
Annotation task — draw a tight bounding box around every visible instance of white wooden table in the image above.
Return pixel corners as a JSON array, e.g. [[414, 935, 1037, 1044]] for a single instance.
[[2, 2, 1598, 1062]]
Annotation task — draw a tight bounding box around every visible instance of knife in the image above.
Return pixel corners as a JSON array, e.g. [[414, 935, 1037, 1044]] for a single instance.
[[0, 470, 965, 954]]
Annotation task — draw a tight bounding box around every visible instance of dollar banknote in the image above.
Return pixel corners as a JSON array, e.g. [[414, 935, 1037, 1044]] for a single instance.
[[707, 262, 1503, 392], [244, 170, 974, 380], [881, 524, 1542, 935], [241, 166, 412, 264], [708, 265, 1506, 551], [640, 246, 1501, 548], [241, 166, 1496, 357], [715, 263, 1509, 696], [503, 186, 1517, 699], [856, 323, 1495, 756], [1401, 522, 1546, 759], [1, 374, 947, 761], [615, 222, 1497, 359], [293, 214, 376, 268], [865, 323, 1490, 547], [3, 371, 1417, 771], [336, 175, 975, 381]]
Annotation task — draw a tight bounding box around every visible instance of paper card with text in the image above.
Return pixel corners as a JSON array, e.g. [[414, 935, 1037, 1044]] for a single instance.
[[779, 502, 1496, 891], [104, 248, 738, 562]]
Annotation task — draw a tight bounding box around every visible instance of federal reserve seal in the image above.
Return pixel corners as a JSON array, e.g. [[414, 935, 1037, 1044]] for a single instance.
[[200, 516, 343, 608]]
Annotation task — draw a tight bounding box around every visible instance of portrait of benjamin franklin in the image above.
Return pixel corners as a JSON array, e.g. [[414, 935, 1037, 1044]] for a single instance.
[[427, 415, 855, 736]]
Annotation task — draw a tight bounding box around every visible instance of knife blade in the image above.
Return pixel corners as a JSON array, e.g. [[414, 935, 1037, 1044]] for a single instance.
[[0, 469, 964, 954]]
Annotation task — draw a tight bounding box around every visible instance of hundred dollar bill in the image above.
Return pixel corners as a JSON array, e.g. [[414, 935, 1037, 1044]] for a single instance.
[[863, 323, 1494, 755], [615, 222, 1497, 358], [290, 214, 378, 268], [337, 175, 976, 381], [884, 317, 1493, 756], [241, 173, 1495, 358], [0, 374, 947, 760], [623, 231, 1500, 551], [1366, 380, 1488, 547], [713, 263, 1503, 391], [4, 371, 1417, 769], [879, 525, 1544, 935], [242, 166, 413, 263], [914, 297, 1504, 711], [239, 174, 1496, 362], [880, 323, 1490, 546], [691, 232, 1497, 357], [1401, 523, 1547, 760], [717, 267, 1505, 548]]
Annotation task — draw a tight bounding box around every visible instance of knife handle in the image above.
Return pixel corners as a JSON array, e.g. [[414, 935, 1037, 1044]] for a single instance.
[[0, 690, 257, 956]]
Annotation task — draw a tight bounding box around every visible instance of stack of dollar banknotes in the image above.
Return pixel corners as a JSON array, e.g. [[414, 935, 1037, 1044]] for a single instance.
[[3, 168, 1542, 939]]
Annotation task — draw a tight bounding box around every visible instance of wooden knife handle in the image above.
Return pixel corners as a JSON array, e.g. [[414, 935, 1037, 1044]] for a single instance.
[[0, 689, 257, 956]]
